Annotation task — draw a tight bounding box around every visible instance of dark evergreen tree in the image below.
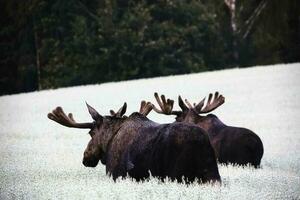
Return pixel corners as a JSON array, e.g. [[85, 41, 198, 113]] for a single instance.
[[0, 0, 299, 95]]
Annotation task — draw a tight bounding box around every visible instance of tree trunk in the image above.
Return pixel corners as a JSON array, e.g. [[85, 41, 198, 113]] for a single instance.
[[242, 0, 268, 39], [33, 22, 42, 91], [225, 0, 239, 66]]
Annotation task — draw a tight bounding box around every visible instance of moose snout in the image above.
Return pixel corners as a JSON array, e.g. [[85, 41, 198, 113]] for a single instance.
[[82, 152, 99, 167], [82, 157, 99, 167]]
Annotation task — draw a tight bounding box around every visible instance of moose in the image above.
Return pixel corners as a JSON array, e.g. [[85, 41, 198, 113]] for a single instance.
[[48, 101, 221, 183], [151, 92, 264, 168]]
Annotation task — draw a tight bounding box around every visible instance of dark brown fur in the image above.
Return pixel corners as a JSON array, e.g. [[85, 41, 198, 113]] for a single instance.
[[176, 110, 264, 167], [152, 93, 264, 168]]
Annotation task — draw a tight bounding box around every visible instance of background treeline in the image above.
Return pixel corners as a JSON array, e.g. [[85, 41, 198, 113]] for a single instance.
[[0, 0, 299, 95]]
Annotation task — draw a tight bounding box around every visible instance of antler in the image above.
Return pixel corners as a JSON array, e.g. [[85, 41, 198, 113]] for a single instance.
[[48, 106, 93, 129], [152, 92, 182, 115], [190, 92, 225, 114], [139, 101, 153, 116]]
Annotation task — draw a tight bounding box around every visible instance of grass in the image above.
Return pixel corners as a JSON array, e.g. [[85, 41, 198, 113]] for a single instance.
[[0, 63, 300, 199]]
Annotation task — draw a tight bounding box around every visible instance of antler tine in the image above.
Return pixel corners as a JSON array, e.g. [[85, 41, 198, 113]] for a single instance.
[[178, 95, 189, 112], [153, 92, 164, 113], [152, 93, 169, 114], [193, 97, 206, 113], [47, 106, 93, 129], [68, 113, 76, 122], [144, 102, 154, 116], [184, 99, 193, 109], [139, 101, 153, 116], [198, 92, 225, 114], [152, 92, 181, 115], [139, 100, 147, 113], [206, 93, 213, 107]]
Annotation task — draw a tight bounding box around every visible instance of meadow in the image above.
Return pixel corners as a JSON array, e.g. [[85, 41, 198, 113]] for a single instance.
[[0, 63, 299, 199]]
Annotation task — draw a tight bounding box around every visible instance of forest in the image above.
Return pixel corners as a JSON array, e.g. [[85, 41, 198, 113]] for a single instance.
[[0, 0, 299, 95]]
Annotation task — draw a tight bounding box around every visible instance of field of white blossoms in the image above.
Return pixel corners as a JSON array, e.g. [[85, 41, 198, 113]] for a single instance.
[[0, 63, 299, 199]]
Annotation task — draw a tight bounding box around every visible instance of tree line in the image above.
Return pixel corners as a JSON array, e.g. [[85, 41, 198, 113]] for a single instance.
[[0, 0, 299, 95]]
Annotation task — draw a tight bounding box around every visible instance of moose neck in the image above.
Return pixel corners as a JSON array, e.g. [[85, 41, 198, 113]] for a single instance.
[[104, 112, 158, 153], [101, 118, 127, 154], [102, 113, 158, 171], [177, 110, 201, 125], [197, 114, 226, 133], [129, 112, 159, 126], [177, 111, 226, 133]]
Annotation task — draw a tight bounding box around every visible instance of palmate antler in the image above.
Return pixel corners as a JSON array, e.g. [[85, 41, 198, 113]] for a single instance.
[[152, 92, 225, 116], [48, 106, 93, 129], [152, 93, 182, 116], [185, 92, 225, 114]]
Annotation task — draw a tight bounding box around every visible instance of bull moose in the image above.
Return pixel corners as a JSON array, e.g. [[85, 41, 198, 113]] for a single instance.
[[47, 101, 221, 183], [151, 92, 264, 168]]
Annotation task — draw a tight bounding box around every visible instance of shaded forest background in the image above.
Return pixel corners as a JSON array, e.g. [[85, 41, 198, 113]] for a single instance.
[[0, 0, 299, 95]]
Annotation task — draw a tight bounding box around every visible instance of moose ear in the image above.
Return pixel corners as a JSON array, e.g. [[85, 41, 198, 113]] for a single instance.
[[86, 102, 102, 121], [117, 102, 127, 117]]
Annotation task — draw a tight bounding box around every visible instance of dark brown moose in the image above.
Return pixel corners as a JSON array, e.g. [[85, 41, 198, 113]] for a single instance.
[[152, 92, 264, 168], [48, 101, 221, 183]]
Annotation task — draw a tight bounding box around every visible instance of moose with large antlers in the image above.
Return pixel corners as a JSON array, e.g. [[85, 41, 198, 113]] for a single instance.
[[152, 92, 264, 168], [48, 101, 221, 183]]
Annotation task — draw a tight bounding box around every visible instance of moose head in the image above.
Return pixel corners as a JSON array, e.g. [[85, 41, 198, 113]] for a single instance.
[[152, 92, 225, 132], [47, 102, 153, 168]]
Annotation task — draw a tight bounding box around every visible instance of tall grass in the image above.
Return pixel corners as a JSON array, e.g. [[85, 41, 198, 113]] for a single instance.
[[0, 63, 299, 199]]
